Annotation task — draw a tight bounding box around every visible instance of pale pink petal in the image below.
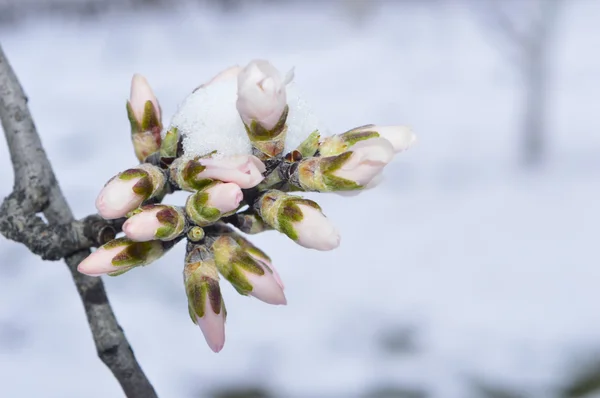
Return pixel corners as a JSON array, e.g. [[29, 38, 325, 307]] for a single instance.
[[205, 183, 243, 213], [248, 155, 267, 173], [294, 205, 340, 251], [244, 265, 287, 305], [77, 245, 128, 276], [333, 138, 394, 186], [247, 253, 285, 290], [196, 307, 226, 353], [95, 177, 145, 220], [236, 59, 288, 130], [130, 74, 160, 123], [198, 155, 265, 189], [122, 207, 162, 242], [375, 126, 416, 153]]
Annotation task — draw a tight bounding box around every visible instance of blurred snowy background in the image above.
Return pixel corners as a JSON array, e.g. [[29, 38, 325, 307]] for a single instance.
[[1, 0, 599, 397]]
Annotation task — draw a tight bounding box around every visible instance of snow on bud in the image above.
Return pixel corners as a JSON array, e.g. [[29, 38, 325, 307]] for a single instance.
[[212, 235, 286, 305], [122, 204, 185, 241], [77, 237, 172, 277], [95, 164, 166, 220], [171, 154, 265, 191], [127, 74, 162, 162], [185, 182, 243, 226], [184, 249, 226, 353], [256, 190, 340, 251]]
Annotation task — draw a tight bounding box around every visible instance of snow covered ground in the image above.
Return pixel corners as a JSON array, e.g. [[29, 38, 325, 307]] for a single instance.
[[1, 1, 600, 397]]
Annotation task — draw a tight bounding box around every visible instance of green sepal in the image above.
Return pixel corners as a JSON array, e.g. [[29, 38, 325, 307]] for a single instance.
[[277, 203, 302, 241], [160, 128, 179, 159], [118, 168, 153, 197], [212, 236, 265, 295], [188, 304, 198, 324], [155, 226, 174, 239], [107, 267, 133, 277], [296, 130, 321, 157], [187, 275, 222, 318], [111, 241, 155, 267], [140, 100, 161, 132], [245, 106, 289, 141], [339, 129, 379, 147], [103, 238, 164, 269], [177, 158, 216, 191], [322, 173, 362, 191], [126, 101, 140, 134]]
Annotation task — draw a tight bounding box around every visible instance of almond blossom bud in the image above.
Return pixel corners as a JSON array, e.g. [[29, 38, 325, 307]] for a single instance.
[[185, 182, 244, 226], [331, 138, 394, 186], [351, 124, 416, 153], [122, 204, 185, 241], [127, 74, 162, 162], [236, 60, 294, 159], [77, 237, 175, 277], [319, 124, 416, 156], [95, 164, 166, 220], [232, 234, 284, 290], [212, 235, 286, 305], [293, 138, 394, 192], [170, 154, 265, 191], [184, 244, 226, 353], [255, 190, 340, 251]]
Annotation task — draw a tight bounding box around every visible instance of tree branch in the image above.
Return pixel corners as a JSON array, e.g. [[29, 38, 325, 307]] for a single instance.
[[0, 45, 158, 398]]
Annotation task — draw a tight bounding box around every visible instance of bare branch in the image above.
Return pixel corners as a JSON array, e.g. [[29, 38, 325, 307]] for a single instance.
[[0, 45, 158, 398], [0, 210, 123, 260]]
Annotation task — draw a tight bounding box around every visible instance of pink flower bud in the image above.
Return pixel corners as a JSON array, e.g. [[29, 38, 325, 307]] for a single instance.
[[77, 245, 128, 277], [236, 59, 292, 131], [77, 238, 167, 277], [195, 303, 226, 353], [122, 207, 162, 242], [248, 253, 285, 290], [95, 176, 146, 220], [369, 125, 416, 153], [129, 74, 160, 124], [295, 204, 341, 251], [332, 138, 394, 186], [204, 183, 244, 214], [96, 165, 164, 220], [242, 261, 286, 305], [197, 155, 266, 189]]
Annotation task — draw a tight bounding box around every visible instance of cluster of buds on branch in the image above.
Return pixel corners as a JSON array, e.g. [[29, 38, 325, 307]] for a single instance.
[[77, 59, 416, 352]]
